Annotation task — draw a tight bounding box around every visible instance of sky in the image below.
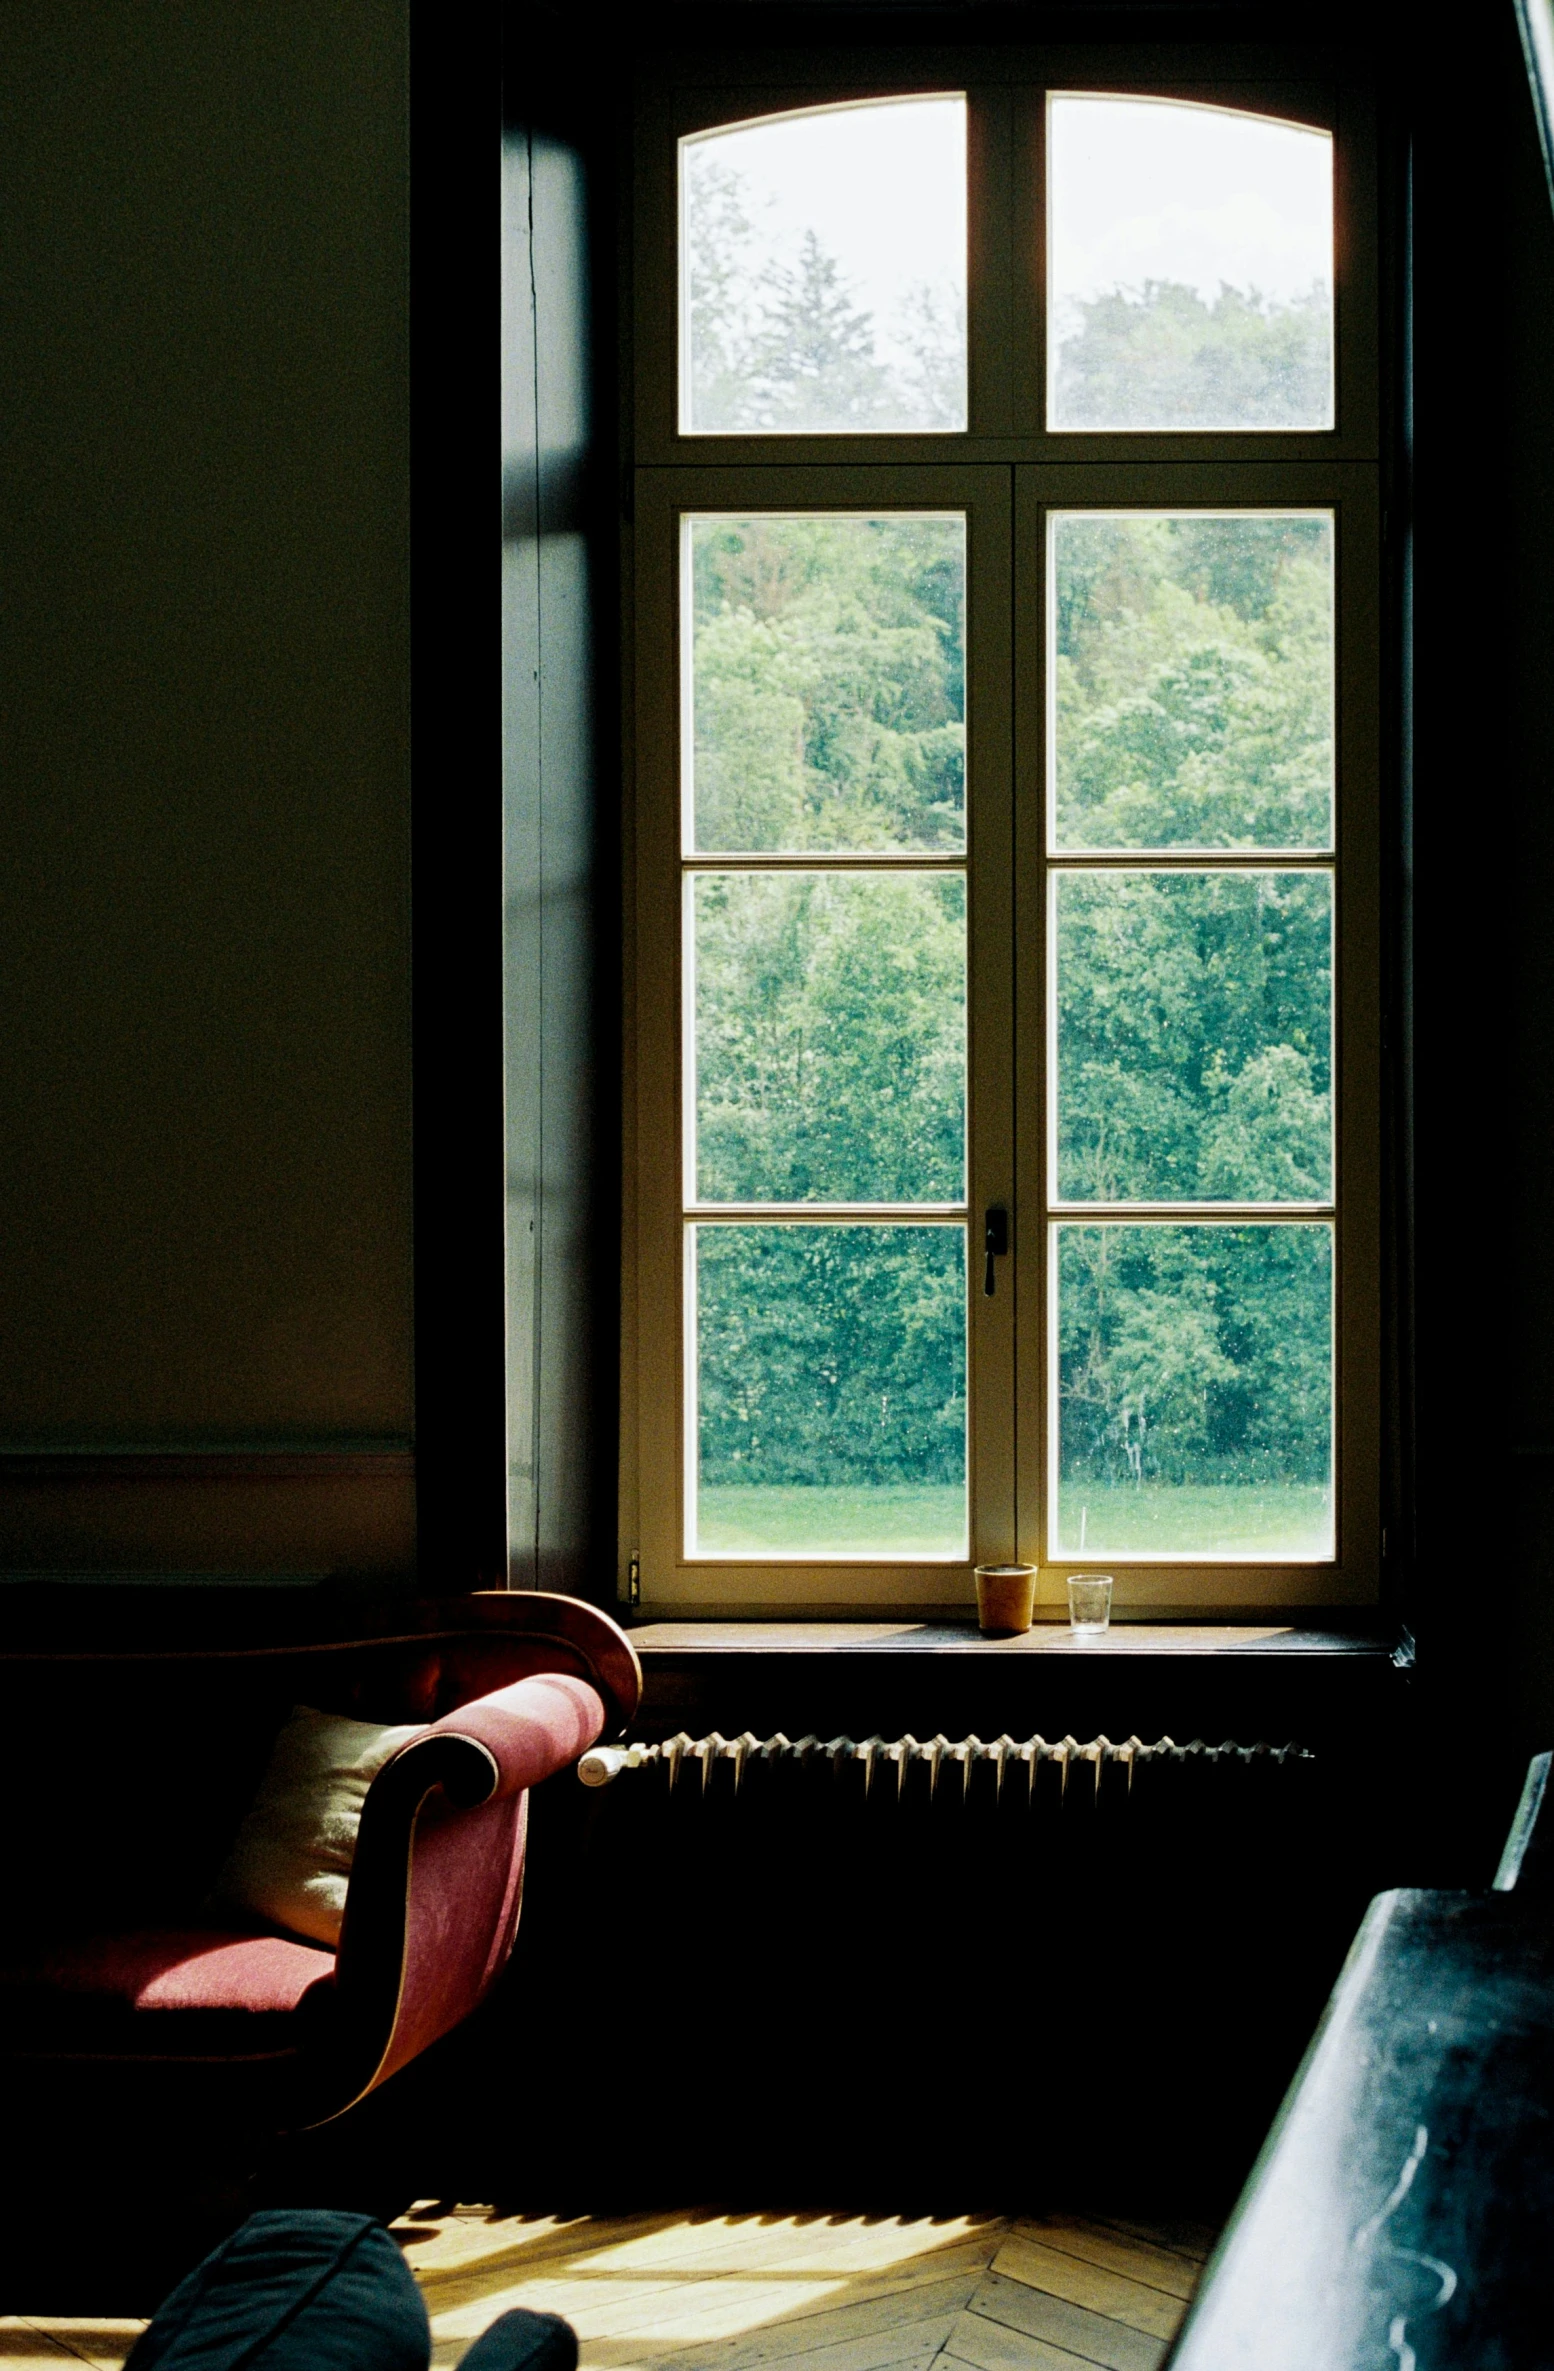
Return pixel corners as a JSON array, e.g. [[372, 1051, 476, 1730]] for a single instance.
[[681, 96, 967, 378], [1049, 95, 1333, 317]]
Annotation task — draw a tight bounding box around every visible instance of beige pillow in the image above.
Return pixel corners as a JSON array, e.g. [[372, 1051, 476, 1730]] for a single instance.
[[213, 1703, 423, 1949]]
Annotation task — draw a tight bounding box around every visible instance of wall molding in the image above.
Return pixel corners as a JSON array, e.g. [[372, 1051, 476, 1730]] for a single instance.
[[0, 1447, 416, 1483]]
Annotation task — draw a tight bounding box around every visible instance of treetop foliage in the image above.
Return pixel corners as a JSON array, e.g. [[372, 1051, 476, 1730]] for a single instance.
[[1055, 512, 1334, 851], [692, 514, 965, 853], [684, 155, 966, 434], [1052, 278, 1334, 431]]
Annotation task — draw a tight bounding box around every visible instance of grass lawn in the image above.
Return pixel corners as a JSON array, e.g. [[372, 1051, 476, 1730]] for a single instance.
[[697, 1482, 967, 1557], [1055, 1481, 1333, 1559], [694, 1480, 1331, 1558]]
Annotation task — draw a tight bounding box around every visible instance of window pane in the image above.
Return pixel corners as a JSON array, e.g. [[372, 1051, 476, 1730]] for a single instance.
[[692, 872, 966, 1204], [1051, 513, 1334, 851], [1054, 870, 1332, 1203], [1053, 1222, 1334, 1559], [687, 515, 966, 853], [680, 99, 967, 435], [691, 1223, 967, 1557], [1047, 96, 1334, 432]]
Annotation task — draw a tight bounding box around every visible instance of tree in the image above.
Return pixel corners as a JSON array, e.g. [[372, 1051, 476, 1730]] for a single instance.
[[747, 233, 894, 430], [1058, 1224, 1332, 1495], [1054, 513, 1334, 850], [681, 155, 965, 433], [1053, 279, 1333, 431], [691, 514, 965, 852], [698, 1225, 965, 1490], [695, 871, 966, 1204]]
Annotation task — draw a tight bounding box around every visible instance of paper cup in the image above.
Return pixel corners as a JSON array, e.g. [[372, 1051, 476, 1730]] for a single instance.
[[975, 1563, 1037, 1635]]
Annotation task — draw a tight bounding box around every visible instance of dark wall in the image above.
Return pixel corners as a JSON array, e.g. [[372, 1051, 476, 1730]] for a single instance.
[[0, 4, 416, 1579], [1410, 4, 1554, 1859]]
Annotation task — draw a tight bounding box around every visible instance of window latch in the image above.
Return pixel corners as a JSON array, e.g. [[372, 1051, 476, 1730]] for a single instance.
[[984, 1205, 1009, 1296]]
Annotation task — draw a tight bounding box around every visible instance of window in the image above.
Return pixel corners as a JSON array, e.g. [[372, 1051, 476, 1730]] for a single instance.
[[626, 59, 1380, 1615]]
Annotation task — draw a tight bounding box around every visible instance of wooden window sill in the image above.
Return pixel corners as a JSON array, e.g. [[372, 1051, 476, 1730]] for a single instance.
[[626, 1619, 1402, 1662]]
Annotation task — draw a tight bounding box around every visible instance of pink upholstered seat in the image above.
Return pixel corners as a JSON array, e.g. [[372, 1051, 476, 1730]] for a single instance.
[[0, 1927, 335, 2058], [19, 1928, 333, 2013]]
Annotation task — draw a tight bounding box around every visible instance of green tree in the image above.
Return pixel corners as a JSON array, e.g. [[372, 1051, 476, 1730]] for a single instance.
[[1058, 1224, 1332, 1493], [692, 515, 965, 851], [681, 155, 965, 432], [699, 1226, 966, 1489], [683, 156, 760, 431], [1055, 870, 1332, 1202], [1054, 279, 1333, 431], [1054, 514, 1334, 850], [696, 872, 965, 1203], [748, 233, 894, 430]]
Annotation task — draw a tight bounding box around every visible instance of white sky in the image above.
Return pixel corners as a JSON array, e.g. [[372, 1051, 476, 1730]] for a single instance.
[[1049, 96, 1332, 312], [682, 97, 966, 362]]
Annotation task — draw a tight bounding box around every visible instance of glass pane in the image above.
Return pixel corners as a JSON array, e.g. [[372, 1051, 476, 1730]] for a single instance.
[[1053, 1222, 1334, 1559], [691, 1223, 967, 1557], [1055, 870, 1332, 1203], [680, 99, 967, 435], [687, 514, 966, 853], [1047, 96, 1334, 432], [692, 872, 966, 1204], [1051, 512, 1334, 851]]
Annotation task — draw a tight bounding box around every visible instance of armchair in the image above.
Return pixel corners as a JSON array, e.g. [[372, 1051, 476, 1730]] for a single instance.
[[0, 1593, 640, 2134]]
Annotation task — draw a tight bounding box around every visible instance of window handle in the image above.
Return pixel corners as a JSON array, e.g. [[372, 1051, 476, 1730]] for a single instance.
[[984, 1205, 1009, 1297]]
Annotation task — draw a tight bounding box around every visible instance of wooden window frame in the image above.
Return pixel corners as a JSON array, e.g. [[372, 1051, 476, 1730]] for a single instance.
[[622, 45, 1383, 1618]]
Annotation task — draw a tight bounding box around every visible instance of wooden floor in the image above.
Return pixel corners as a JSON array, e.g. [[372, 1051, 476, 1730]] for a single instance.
[[0, 2205, 1216, 2369]]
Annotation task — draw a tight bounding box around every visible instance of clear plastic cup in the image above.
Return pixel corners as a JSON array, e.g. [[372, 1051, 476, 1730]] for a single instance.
[[1067, 1574, 1113, 1636]]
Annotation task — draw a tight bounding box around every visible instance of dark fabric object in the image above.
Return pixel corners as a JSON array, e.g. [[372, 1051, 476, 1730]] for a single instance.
[[459, 2310, 579, 2371], [126, 2209, 429, 2370]]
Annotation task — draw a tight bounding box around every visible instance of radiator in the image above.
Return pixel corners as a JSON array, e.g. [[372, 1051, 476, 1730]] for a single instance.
[[581, 1728, 1310, 1799], [516, 1720, 1362, 2202]]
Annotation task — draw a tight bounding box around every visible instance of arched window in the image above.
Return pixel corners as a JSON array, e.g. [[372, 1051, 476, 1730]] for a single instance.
[[628, 69, 1380, 1617]]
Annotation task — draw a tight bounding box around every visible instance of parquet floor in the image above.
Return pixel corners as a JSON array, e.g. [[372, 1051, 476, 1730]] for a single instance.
[[0, 2205, 1216, 2369], [400, 2205, 1215, 2371]]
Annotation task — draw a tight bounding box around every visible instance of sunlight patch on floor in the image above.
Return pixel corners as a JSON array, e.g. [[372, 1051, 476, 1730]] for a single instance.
[[0, 2319, 144, 2369], [394, 2209, 1005, 2371]]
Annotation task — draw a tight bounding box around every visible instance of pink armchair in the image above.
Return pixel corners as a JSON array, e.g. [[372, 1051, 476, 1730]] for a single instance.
[[0, 1594, 640, 2135]]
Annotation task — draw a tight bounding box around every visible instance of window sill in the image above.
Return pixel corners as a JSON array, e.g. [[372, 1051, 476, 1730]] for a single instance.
[[624, 1618, 1409, 1745], [626, 1618, 1400, 1659]]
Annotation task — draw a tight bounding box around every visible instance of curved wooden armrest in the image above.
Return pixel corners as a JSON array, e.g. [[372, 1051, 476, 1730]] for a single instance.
[[316, 1672, 604, 2116], [464, 1593, 641, 1737]]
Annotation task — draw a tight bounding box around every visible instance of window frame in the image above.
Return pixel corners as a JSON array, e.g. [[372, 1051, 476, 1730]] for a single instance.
[[1013, 463, 1380, 1613], [629, 464, 1016, 1614], [632, 52, 1379, 467], [622, 46, 1384, 1617]]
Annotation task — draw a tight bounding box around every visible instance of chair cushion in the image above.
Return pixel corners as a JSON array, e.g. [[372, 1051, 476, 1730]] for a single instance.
[[126, 2208, 430, 2369], [210, 1703, 423, 1947], [0, 1926, 335, 2058]]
